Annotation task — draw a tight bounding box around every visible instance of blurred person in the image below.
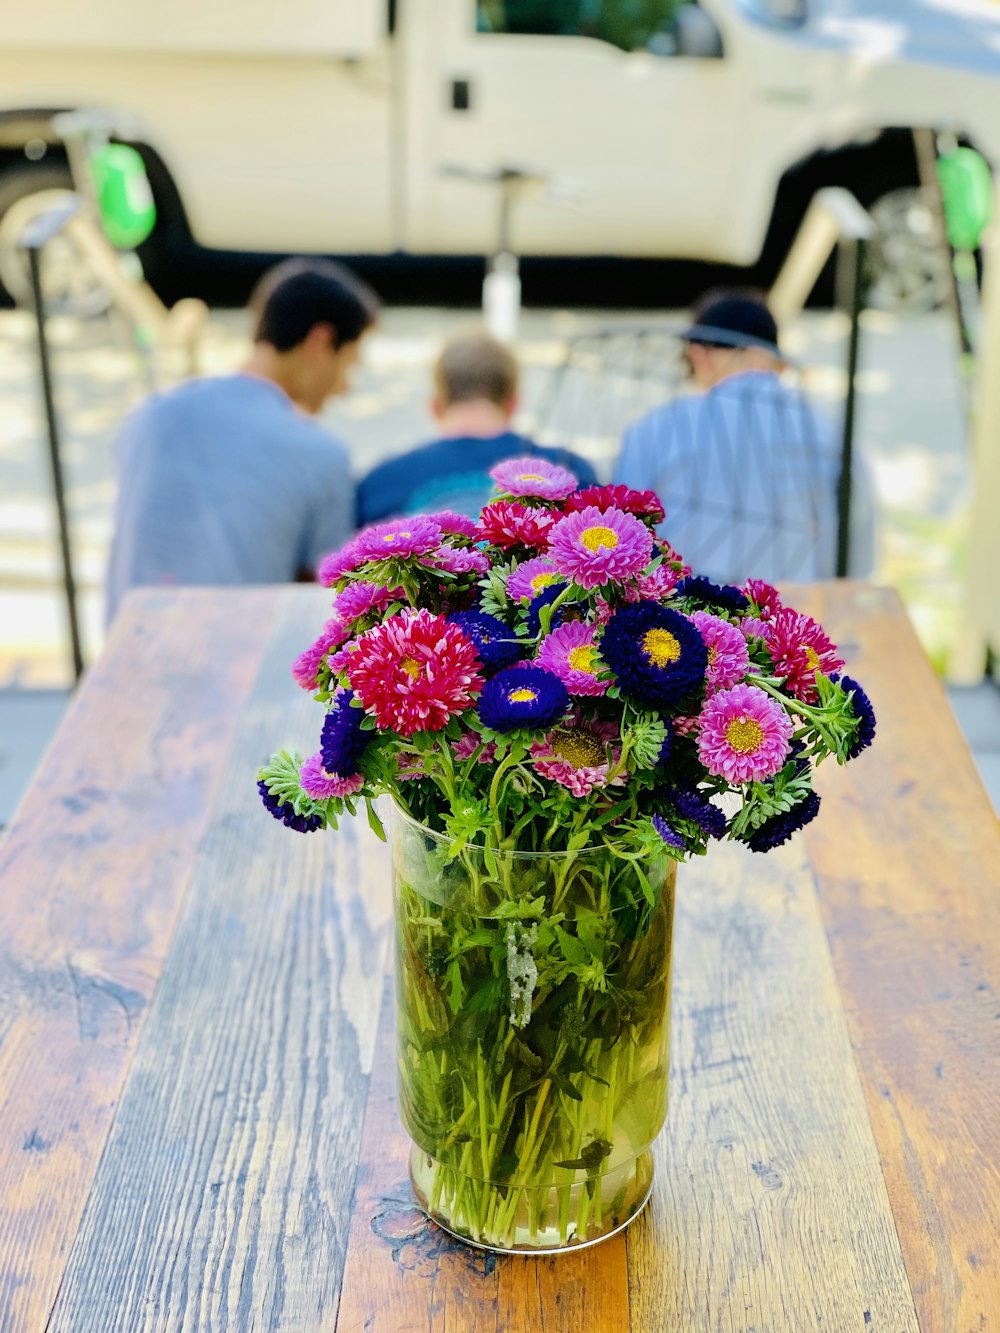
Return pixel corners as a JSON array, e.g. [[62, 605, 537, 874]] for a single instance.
[[105, 258, 378, 623], [613, 291, 876, 585], [356, 329, 597, 524]]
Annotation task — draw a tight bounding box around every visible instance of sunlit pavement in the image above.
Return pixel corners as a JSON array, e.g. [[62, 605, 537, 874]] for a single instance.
[[1, 301, 997, 823]]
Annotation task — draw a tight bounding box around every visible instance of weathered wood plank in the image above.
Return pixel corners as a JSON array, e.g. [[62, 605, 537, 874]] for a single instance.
[[334, 983, 632, 1333], [0, 587, 278, 1333], [629, 838, 921, 1330], [45, 587, 393, 1332], [796, 583, 1000, 1333]]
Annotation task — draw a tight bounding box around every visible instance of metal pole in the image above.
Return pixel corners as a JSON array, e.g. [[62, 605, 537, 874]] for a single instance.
[[836, 234, 865, 578], [27, 244, 85, 682]]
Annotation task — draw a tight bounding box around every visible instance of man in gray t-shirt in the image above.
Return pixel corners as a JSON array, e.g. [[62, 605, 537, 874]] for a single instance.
[[105, 258, 378, 624]]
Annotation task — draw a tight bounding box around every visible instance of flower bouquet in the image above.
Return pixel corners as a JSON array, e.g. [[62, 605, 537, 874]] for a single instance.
[[258, 458, 876, 1253]]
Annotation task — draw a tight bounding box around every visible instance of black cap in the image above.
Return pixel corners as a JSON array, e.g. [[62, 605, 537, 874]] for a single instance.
[[680, 294, 780, 356]]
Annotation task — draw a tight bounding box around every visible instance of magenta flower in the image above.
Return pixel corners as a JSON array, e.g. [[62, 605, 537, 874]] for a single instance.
[[743, 578, 782, 623], [766, 607, 845, 702], [546, 506, 652, 590], [697, 684, 793, 784], [477, 500, 556, 551], [334, 581, 405, 627], [531, 715, 626, 797], [490, 457, 578, 501], [624, 564, 682, 603], [508, 557, 563, 603], [564, 484, 665, 525], [535, 621, 606, 696], [688, 611, 751, 693], [427, 545, 490, 576], [291, 617, 351, 690], [346, 609, 484, 737], [454, 731, 498, 763], [424, 510, 479, 538], [351, 515, 443, 564], [318, 539, 362, 587], [299, 753, 365, 800]]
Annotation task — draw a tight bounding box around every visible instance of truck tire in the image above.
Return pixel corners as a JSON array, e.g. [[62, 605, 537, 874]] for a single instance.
[[0, 161, 112, 316]]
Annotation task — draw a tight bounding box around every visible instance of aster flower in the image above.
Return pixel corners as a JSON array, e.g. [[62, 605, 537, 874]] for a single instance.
[[531, 716, 625, 797], [317, 539, 362, 587], [676, 576, 750, 614], [655, 537, 692, 576], [688, 611, 751, 693], [347, 609, 484, 737], [697, 683, 793, 784], [299, 752, 366, 800], [740, 616, 771, 641], [535, 621, 606, 696], [477, 665, 569, 734], [328, 638, 359, 676], [564, 484, 665, 525], [841, 675, 876, 759], [547, 506, 652, 590], [601, 602, 708, 710], [424, 510, 479, 539], [508, 557, 563, 603], [672, 713, 701, 738], [624, 564, 682, 603], [427, 545, 490, 576], [490, 457, 578, 501], [668, 787, 727, 838], [291, 617, 351, 690], [745, 791, 821, 852], [334, 581, 405, 627], [652, 814, 686, 850], [448, 610, 523, 671], [454, 731, 497, 763], [320, 688, 369, 776], [766, 607, 845, 703], [257, 779, 325, 833], [743, 578, 782, 623], [351, 516, 443, 565], [526, 583, 568, 637], [477, 500, 556, 551]]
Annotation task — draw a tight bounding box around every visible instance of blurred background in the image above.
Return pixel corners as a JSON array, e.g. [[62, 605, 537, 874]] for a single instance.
[[2, 0, 999, 821]]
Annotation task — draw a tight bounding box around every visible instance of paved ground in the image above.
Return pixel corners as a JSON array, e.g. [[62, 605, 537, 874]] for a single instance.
[[2, 300, 998, 826]]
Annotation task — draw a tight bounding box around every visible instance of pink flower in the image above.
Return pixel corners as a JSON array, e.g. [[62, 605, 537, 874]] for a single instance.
[[424, 510, 479, 538], [535, 621, 606, 696], [334, 581, 406, 627], [688, 611, 751, 693], [299, 753, 365, 799], [673, 712, 701, 737], [766, 607, 845, 702], [743, 578, 782, 623], [477, 500, 556, 551], [624, 564, 682, 603], [531, 716, 626, 797], [563, 484, 665, 525], [351, 516, 443, 564], [318, 540, 363, 587], [328, 638, 359, 676], [490, 457, 578, 501], [740, 617, 771, 641], [454, 731, 498, 763], [291, 617, 352, 690], [427, 545, 490, 576], [508, 557, 563, 602], [655, 538, 692, 578], [547, 506, 652, 590], [346, 609, 484, 737], [697, 684, 793, 784]]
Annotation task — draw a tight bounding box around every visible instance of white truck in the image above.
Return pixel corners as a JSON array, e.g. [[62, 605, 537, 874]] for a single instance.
[[1, 0, 998, 305]]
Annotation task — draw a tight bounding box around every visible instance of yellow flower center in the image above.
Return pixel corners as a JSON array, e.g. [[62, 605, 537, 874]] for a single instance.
[[530, 571, 559, 593], [707, 646, 718, 665], [804, 645, 821, 669], [384, 531, 411, 543], [567, 645, 597, 674], [579, 525, 619, 553], [642, 628, 681, 667], [724, 716, 764, 753], [518, 473, 544, 483], [400, 656, 422, 679], [509, 687, 539, 703], [553, 728, 605, 768]]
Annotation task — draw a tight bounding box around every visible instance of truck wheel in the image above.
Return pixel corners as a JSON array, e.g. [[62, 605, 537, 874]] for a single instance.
[[866, 186, 953, 314], [0, 162, 112, 316]]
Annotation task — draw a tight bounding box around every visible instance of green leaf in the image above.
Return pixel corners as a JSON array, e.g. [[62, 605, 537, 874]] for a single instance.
[[555, 925, 589, 966]]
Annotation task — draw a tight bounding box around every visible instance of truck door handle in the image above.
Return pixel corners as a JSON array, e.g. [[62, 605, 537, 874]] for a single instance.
[[451, 79, 472, 112]]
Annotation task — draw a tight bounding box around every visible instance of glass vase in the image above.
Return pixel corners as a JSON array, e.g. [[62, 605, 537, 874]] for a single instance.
[[391, 805, 676, 1254]]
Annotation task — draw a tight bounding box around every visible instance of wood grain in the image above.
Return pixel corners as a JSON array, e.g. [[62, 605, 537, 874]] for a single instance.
[[796, 583, 1000, 1333], [0, 587, 278, 1333], [45, 587, 393, 1332], [334, 982, 632, 1333], [629, 838, 921, 1331]]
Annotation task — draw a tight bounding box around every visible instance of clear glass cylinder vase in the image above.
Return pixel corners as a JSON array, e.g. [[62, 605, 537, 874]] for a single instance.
[[391, 805, 676, 1254]]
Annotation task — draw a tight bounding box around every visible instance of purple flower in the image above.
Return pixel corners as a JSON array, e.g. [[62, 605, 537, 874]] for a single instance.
[[745, 791, 821, 852], [490, 456, 578, 501], [258, 780, 325, 833], [547, 506, 652, 590], [351, 516, 443, 564], [652, 814, 686, 850]]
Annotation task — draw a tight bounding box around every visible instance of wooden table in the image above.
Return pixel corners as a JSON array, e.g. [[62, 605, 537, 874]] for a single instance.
[[1, 584, 998, 1332]]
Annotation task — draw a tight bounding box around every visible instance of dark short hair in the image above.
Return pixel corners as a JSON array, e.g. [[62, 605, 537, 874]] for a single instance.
[[250, 258, 379, 351], [434, 331, 519, 407], [682, 289, 779, 354]]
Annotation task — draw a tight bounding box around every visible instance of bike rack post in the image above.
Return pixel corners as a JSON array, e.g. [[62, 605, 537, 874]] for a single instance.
[[19, 198, 86, 683]]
